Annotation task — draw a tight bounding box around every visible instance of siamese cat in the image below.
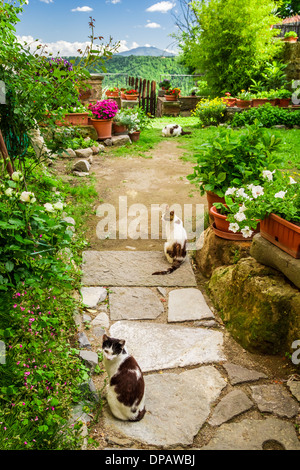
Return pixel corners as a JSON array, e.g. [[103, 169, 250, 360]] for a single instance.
[[102, 334, 146, 422], [152, 206, 187, 275]]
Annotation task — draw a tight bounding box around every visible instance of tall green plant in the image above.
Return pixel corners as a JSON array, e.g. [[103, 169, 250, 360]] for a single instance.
[[176, 0, 283, 96]]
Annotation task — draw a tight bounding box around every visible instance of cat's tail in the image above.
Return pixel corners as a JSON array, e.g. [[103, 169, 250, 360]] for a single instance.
[[152, 259, 183, 275], [181, 129, 192, 135]]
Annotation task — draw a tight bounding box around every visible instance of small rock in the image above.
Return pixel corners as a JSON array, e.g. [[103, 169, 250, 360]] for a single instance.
[[87, 156, 93, 164], [91, 326, 106, 338], [251, 384, 299, 418], [75, 148, 93, 158], [195, 319, 218, 328], [103, 139, 112, 146], [208, 389, 253, 426], [157, 287, 167, 297], [72, 171, 89, 177], [61, 148, 76, 158], [91, 312, 109, 329], [72, 159, 90, 173], [224, 362, 268, 385], [79, 350, 98, 372], [287, 377, 300, 402], [92, 144, 105, 154], [80, 286, 107, 308], [82, 314, 92, 323], [78, 331, 92, 350], [111, 135, 131, 146]]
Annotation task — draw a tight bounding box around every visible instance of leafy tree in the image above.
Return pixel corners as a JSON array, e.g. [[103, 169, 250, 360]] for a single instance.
[[275, 0, 300, 17], [176, 0, 283, 96]]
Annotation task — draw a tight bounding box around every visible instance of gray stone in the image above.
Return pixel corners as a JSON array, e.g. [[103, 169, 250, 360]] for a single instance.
[[80, 286, 107, 308], [201, 417, 300, 450], [109, 287, 164, 321], [250, 384, 299, 418], [78, 331, 92, 350], [91, 312, 109, 329], [72, 171, 89, 177], [250, 233, 300, 289], [109, 321, 225, 372], [61, 148, 76, 158], [104, 366, 226, 447], [87, 156, 93, 164], [168, 288, 214, 322], [82, 314, 92, 323], [223, 362, 268, 385], [103, 139, 112, 146], [157, 287, 167, 297], [82, 251, 197, 287], [287, 377, 300, 402], [79, 350, 98, 372], [72, 159, 90, 173], [91, 144, 105, 154], [91, 326, 106, 338], [75, 148, 93, 159], [195, 319, 218, 328], [111, 135, 131, 146], [208, 389, 253, 426]]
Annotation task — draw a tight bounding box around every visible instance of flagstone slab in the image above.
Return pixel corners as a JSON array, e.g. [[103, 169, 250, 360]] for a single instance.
[[104, 366, 227, 447], [81, 251, 197, 287], [168, 288, 214, 322], [109, 287, 164, 321], [109, 321, 225, 372]]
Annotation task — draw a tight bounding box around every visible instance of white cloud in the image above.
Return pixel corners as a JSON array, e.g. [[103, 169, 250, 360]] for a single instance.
[[145, 22, 161, 28], [146, 1, 175, 13], [39, 0, 53, 3], [17, 35, 91, 56], [71, 6, 93, 12]]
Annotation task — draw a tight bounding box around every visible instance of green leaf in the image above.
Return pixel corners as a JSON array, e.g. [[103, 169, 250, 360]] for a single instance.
[[5, 261, 14, 272]]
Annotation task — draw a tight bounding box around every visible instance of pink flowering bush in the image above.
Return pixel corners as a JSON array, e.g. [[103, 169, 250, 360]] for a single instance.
[[88, 99, 119, 120]]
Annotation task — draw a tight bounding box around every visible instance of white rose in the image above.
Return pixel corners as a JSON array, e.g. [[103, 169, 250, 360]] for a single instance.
[[53, 201, 64, 211], [44, 203, 54, 212], [11, 171, 23, 182], [274, 191, 286, 198], [5, 188, 14, 197], [20, 191, 35, 203]]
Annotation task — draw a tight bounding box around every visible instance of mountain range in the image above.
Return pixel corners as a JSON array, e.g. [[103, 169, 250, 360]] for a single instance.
[[117, 46, 175, 57]]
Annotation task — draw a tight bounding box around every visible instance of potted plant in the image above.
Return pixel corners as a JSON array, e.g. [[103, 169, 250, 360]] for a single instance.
[[164, 87, 181, 101], [276, 88, 292, 107], [124, 89, 139, 100], [235, 90, 252, 108], [55, 103, 90, 126], [159, 79, 171, 91], [105, 87, 120, 97], [187, 122, 282, 211], [88, 99, 119, 139], [283, 31, 298, 43], [210, 200, 260, 240], [112, 108, 133, 134], [221, 92, 236, 107], [126, 106, 152, 141], [224, 171, 300, 258]]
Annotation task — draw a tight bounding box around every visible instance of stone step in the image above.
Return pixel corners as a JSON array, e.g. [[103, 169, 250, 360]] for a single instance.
[[109, 321, 225, 372], [168, 287, 214, 322], [81, 251, 197, 287], [109, 287, 164, 321], [104, 366, 227, 447]]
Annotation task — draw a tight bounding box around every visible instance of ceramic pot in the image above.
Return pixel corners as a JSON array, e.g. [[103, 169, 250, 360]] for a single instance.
[[55, 113, 89, 126], [129, 131, 141, 142], [91, 118, 113, 139], [260, 213, 300, 258], [164, 95, 177, 101], [210, 205, 259, 240], [278, 98, 291, 107], [106, 91, 119, 97], [206, 191, 226, 213], [124, 94, 139, 101], [283, 37, 298, 43], [251, 98, 269, 107], [113, 123, 128, 134], [236, 99, 251, 108]]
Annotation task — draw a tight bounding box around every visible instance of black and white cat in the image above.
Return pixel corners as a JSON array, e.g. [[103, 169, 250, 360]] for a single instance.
[[162, 124, 191, 137], [102, 334, 146, 422], [152, 206, 187, 275]]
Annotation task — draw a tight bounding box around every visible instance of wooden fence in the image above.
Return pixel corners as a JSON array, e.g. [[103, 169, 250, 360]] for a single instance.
[[127, 76, 157, 116], [272, 22, 300, 38]]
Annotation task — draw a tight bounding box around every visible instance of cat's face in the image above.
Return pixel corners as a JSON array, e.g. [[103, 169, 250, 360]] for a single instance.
[[162, 206, 174, 222], [102, 334, 126, 361]]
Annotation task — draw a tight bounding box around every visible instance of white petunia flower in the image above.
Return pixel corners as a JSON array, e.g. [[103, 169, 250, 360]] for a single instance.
[[44, 203, 54, 212], [238, 203, 247, 212], [289, 177, 297, 184], [251, 185, 264, 199], [229, 223, 240, 233], [274, 191, 286, 198], [241, 226, 253, 238], [234, 211, 246, 222], [235, 188, 246, 198], [225, 187, 236, 196], [262, 170, 274, 181]]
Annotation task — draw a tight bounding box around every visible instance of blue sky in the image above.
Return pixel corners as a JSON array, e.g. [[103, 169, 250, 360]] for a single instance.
[[16, 0, 180, 55]]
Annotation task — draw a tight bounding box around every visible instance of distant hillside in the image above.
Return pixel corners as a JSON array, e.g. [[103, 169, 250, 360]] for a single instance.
[[117, 46, 175, 57]]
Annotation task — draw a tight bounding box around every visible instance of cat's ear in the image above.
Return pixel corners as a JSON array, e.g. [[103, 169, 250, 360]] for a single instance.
[[102, 334, 108, 344], [119, 339, 126, 348]]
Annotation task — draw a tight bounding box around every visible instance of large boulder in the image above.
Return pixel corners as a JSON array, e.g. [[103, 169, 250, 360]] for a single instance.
[[207, 257, 300, 355]]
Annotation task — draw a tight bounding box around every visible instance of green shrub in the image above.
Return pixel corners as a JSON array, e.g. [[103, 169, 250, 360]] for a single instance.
[[231, 104, 300, 128], [192, 97, 227, 126]]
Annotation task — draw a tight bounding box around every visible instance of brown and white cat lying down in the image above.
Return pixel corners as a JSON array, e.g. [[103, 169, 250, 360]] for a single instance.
[[102, 334, 146, 422], [152, 206, 187, 275], [162, 124, 191, 137]]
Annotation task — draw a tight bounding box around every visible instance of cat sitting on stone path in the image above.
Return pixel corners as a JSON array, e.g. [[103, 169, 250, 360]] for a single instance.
[[162, 124, 191, 137], [152, 206, 187, 275], [102, 334, 146, 422]]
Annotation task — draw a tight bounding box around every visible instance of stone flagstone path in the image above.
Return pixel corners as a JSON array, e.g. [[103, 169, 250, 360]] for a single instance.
[[76, 250, 300, 450]]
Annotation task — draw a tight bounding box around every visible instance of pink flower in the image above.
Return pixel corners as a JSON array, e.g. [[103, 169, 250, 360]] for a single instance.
[[13, 304, 17, 308]]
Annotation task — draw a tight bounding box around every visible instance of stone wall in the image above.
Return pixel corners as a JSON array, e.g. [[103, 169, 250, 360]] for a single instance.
[[80, 73, 104, 106], [282, 42, 300, 84]]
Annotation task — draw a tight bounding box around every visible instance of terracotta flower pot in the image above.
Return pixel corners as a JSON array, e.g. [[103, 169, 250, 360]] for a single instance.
[[55, 112, 89, 126], [278, 98, 291, 107], [113, 123, 128, 134], [91, 118, 113, 140], [251, 98, 269, 107], [164, 94, 177, 101], [236, 99, 251, 108], [283, 37, 298, 43], [106, 91, 119, 97], [206, 191, 226, 213], [210, 205, 259, 240], [210, 205, 231, 232], [222, 97, 237, 107], [129, 131, 141, 142], [260, 213, 300, 258], [124, 94, 139, 101]]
